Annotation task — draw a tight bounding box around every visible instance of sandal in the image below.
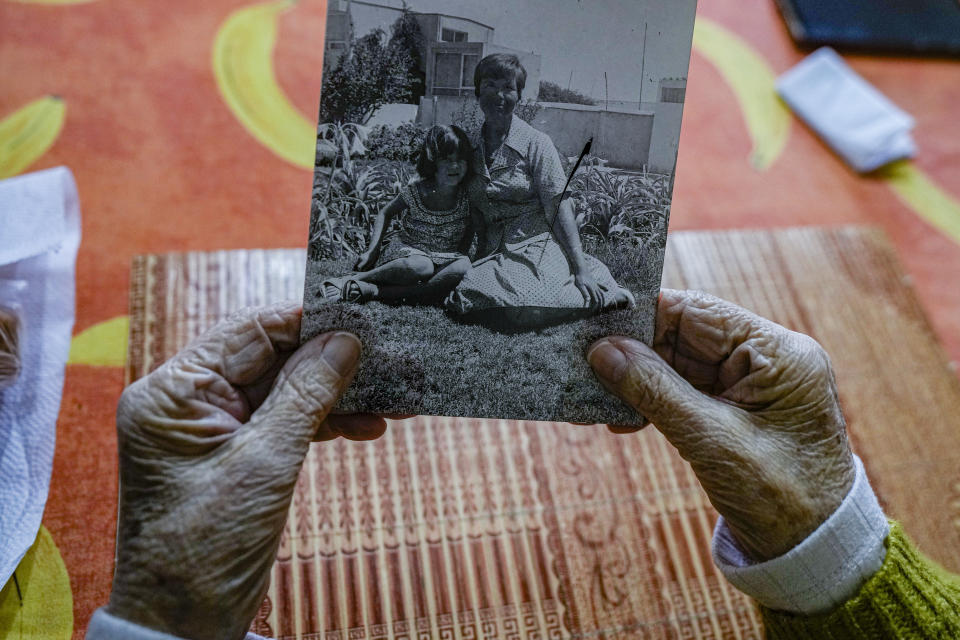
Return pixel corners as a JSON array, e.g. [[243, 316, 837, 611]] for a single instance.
[[341, 279, 368, 303], [320, 278, 344, 301]]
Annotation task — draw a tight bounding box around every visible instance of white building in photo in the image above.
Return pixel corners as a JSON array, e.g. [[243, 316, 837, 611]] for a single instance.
[[325, 0, 540, 101], [324, 0, 696, 172]]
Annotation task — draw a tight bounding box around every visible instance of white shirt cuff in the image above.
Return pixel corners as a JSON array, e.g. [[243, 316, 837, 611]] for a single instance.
[[86, 608, 271, 640], [711, 455, 888, 615]]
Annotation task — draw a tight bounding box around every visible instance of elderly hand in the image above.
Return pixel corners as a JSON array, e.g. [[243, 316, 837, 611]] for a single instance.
[[107, 303, 381, 640], [587, 289, 855, 561]]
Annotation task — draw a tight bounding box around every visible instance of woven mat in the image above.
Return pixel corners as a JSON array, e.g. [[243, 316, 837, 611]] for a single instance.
[[127, 227, 960, 640]]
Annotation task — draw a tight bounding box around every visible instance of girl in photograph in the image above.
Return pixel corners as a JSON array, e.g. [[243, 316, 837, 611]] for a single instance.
[[321, 125, 479, 306]]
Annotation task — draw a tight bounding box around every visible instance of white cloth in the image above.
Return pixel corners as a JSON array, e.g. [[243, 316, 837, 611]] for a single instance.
[[85, 609, 269, 640], [0, 166, 81, 588], [713, 455, 889, 615], [776, 47, 916, 173]]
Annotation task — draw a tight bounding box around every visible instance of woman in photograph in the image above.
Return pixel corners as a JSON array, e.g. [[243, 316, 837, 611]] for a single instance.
[[446, 53, 634, 330]]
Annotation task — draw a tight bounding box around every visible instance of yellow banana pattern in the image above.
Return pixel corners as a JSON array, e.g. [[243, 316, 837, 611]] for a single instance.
[[880, 161, 960, 246], [68, 315, 129, 367], [0, 526, 73, 638], [212, 0, 316, 170], [692, 18, 791, 171], [0, 95, 66, 179]]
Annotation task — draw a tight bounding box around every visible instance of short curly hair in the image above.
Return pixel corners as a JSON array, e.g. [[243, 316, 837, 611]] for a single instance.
[[415, 125, 473, 180], [473, 53, 527, 101]]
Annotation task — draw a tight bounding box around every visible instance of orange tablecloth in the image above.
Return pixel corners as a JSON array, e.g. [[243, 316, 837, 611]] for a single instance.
[[1, 0, 958, 635]]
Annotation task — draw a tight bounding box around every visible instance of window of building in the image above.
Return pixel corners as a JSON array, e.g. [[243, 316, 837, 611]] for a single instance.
[[327, 42, 346, 50], [433, 51, 478, 96], [660, 87, 686, 103], [441, 28, 468, 43]]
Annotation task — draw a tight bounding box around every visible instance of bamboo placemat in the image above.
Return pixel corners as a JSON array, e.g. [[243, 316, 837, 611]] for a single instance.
[[127, 227, 960, 639]]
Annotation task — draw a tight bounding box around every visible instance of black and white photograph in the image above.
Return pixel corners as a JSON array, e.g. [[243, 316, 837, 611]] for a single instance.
[[302, 0, 698, 424]]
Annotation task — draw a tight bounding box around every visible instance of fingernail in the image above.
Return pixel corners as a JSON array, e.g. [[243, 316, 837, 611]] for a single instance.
[[587, 340, 628, 385], [322, 331, 362, 377]]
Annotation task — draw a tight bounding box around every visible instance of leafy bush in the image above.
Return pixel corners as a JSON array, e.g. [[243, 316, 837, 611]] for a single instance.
[[538, 81, 597, 106], [309, 120, 415, 262], [316, 121, 368, 165], [320, 28, 413, 124], [388, 6, 426, 104], [364, 122, 426, 163], [570, 167, 671, 247], [450, 98, 483, 133], [514, 100, 541, 125]]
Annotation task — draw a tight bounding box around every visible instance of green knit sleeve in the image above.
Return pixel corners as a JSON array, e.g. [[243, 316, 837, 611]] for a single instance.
[[760, 521, 960, 639]]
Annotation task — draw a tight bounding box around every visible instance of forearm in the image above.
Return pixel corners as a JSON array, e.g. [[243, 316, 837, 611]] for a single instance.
[[365, 198, 403, 256], [550, 198, 589, 274], [468, 208, 489, 259], [365, 213, 388, 254]]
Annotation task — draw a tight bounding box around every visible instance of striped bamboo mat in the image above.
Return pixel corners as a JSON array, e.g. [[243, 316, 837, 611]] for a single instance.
[[127, 227, 960, 639]]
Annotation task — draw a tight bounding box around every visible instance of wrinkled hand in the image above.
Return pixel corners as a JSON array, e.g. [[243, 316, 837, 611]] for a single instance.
[[107, 303, 382, 640], [354, 249, 377, 272], [574, 270, 602, 309], [587, 289, 855, 561]]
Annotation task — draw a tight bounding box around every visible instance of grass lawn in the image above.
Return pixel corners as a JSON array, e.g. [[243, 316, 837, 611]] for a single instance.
[[302, 240, 663, 425]]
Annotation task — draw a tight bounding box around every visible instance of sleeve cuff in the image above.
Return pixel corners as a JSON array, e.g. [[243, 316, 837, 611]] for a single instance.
[[86, 608, 271, 640], [711, 454, 889, 615]]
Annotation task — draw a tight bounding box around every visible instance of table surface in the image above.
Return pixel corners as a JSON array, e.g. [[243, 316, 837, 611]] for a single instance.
[[1, 0, 958, 636], [123, 230, 960, 639]]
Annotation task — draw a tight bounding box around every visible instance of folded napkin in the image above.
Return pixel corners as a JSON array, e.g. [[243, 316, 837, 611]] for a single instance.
[[0, 166, 81, 588], [776, 47, 916, 173]]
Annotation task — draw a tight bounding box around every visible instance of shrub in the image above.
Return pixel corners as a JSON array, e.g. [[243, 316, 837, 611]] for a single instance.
[[387, 5, 426, 104], [569, 167, 671, 247], [309, 152, 416, 262], [450, 98, 483, 133], [316, 121, 368, 165], [538, 81, 597, 106], [514, 100, 541, 125], [365, 122, 426, 163], [320, 29, 413, 124]]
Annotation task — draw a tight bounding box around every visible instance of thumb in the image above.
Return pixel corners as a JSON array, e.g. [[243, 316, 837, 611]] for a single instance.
[[587, 336, 736, 455], [247, 331, 361, 461]]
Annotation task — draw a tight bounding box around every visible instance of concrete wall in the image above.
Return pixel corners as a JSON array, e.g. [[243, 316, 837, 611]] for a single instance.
[[367, 103, 419, 128], [533, 104, 653, 170], [646, 102, 684, 174], [416, 95, 471, 129]]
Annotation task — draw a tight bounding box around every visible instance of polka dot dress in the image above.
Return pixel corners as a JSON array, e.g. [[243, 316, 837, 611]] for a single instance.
[[446, 116, 627, 322], [378, 183, 471, 270]]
